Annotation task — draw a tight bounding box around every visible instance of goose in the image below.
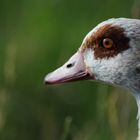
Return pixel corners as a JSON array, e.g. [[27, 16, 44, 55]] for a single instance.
[[44, 18, 140, 140]]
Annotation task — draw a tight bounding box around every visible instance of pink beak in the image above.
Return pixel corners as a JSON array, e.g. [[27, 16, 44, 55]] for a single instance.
[[44, 51, 93, 85]]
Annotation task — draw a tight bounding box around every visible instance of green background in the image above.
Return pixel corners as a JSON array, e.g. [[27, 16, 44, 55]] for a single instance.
[[1, 0, 140, 140]]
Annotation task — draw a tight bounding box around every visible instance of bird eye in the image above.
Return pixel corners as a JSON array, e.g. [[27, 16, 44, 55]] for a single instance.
[[103, 38, 113, 48]]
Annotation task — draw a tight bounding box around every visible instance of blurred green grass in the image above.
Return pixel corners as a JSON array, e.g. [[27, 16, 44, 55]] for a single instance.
[[0, 0, 139, 139]]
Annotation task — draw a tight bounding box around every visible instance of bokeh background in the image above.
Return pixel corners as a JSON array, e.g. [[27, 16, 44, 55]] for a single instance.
[[1, 0, 140, 140]]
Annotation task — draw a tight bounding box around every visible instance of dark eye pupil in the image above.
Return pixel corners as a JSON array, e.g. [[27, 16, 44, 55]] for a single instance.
[[66, 63, 73, 68], [105, 41, 110, 45]]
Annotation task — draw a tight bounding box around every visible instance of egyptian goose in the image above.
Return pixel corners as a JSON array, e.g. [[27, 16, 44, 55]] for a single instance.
[[44, 18, 140, 140]]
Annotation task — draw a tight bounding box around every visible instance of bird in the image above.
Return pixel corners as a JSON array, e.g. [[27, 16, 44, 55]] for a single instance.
[[44, 18, 140, 140]]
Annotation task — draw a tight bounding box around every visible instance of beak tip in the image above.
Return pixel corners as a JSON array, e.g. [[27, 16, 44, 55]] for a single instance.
[[44, 73, 57, 85], [44, 80, 49, 85], [44, 75, 51, 85]]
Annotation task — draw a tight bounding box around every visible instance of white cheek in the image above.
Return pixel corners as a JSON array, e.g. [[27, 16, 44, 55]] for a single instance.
[[84, 49, 133, 85]]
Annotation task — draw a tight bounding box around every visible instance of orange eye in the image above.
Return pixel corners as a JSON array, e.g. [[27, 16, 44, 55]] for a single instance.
[[103, 38, 113, 48]]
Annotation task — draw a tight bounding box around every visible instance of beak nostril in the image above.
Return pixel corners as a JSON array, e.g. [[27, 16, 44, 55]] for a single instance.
[[66, 62, 75, 68]]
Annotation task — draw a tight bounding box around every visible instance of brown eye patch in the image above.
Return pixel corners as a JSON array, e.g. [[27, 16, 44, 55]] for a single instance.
[[82, 24, 130, 59]]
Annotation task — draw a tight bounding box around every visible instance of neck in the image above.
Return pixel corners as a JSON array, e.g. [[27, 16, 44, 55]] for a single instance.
[[131, 92, 140, 140]]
